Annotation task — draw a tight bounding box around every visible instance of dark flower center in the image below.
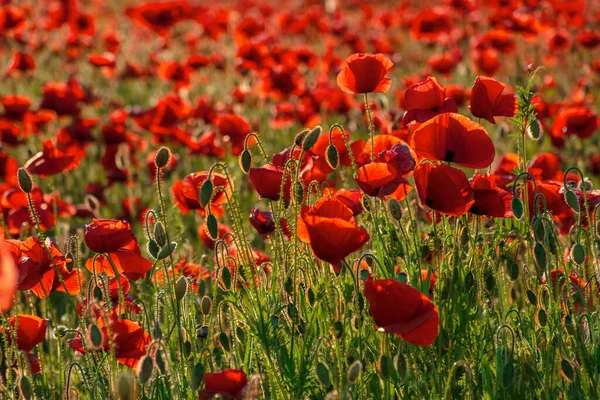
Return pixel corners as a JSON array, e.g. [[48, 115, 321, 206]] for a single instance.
[[444, 150, 456, 162]]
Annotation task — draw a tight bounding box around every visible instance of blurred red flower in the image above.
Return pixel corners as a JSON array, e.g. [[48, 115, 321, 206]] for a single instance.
[[336, 53, 393, 94]]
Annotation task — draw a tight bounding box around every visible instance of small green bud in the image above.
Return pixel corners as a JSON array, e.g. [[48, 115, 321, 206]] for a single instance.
[[302, 126, 322, 151], [205, 214, 219, 240], [199, 179, 213, 208], [326, 145, 339, 169], [153, 222, 167, 247], [347, 361, 362, 384], [88, 324, 104, 350], [526, 119, 543, 140], [175, 276, 187, 301], [240, 149, 252, 173], [17, 168, 32, 193], [137, 355, 154, 385], [19, 375, 32, 400], [200, 296, 212, 315], [511, 197, 524, 219], [154, 147, 171, 169], [388, 199, 402, 221], [315, 362, 331, 388]]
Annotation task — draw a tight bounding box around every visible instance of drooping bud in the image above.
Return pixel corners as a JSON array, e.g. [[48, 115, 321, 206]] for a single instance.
[[88, 323, 104, 350], [199, 179, 214, 208], [240, 149, 252, 173], [302, 126, 322, 151], [200, 296, 212, 315], [154, 349, 168, 375], [17, 168, 32, 193], [137, 355, 154, 385], [526, 119, 543, 140], [315, 362, 331, 388], [153, 222, 167, 248], [157, 242, 177, 260], [205, 214, 219, 240], [388, 199, 402, 221], [154, 147, 171, 169], [19, 375, 32, 400], [511, 197, 524, 219], [190, 362, 204, 392], [175, 276, 187, 300], [564, 189, 579, 212], [294, 129, 309, 146], [571, 243, 586, 265], [326, 145, 339, 170], [347, 361, 362, 384]]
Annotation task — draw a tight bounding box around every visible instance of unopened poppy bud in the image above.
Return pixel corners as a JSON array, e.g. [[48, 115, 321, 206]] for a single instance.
[[564, 190, 580, 212], [326, 145, 339, 169], [205, 214, 219, 240], [153, 321, 162, 340], [388, 199, 402, 221], [147, 239, 160, 259], [284, 277, 294, 295], [219, 332, 230, 352], [190, 362, 204, 392], [511, 197, 524, 219], [315, 362, 331, 388], [17, 168, 32, 193], [571, 243, 586, 265], [88, 323, 104, 350], [154, 147, 171, 169], [19, 375, 32, 400], [534, 243, 547, 271], [175, 276, 187, 300], [65, 252, 75, 272], [84, 194, 100, 213], [579, 178, 593, 191], [460, 226, 470, 247], [378, 355, 393, 380], [153, 222, 167, 247], [137, 355, 154, 385], [199, 179, 213, 208], [526, 119, 543, 140], [154, 349, 168, 375], [93, 286, 103, 301], [117, 372, 135, 400], [157, 242, 177, 260], [200, 296, 212, 315], [302, 126, 322, 151], [221, 267, 231, 290], [295, 182, 304, 204], [395, 353, 407, 380], [347, 361, 362, 384], [240, 149, 252, 173], [294, 129, 309, 146]]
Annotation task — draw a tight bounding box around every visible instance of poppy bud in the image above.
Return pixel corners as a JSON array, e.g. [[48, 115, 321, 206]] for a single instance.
[[205, 214, 219, 240], [93, 286, 103, 301], [199, 179, 213, 208], [560, 359, 575, 382], [501, 362, 515, 388], [88, 323, 104, 350], [388, 199, 402, 221], [65, 252, 75, 272], [326, 145, 339, 170], [579, 179, 593, 191], [395, 353, 407, 380], [460, 226, 470, 247], [154, 349, 168, 375], [571, 243, 586, 265], [537, 308, 547, 327], [157, 242, 177, 260], [511, 197, 524, 219], [378, 355, 393, 380], [19, 375, 32, 400], [174, 276, 187, 300], [117, 371, 135, 400], [153, 321, 162, 340], [526, 119, 543, 140], [294, 129, 309, 146], [221, 267, 231, 290], [219, 332, 230, 352], [240, 149, 252, 173], [284, 277, 294, 295], [84, 194, 100, 213], [534, 243, 547, 271], [137, 355, 154, 385], [147, 239, 160, 259], [302, 126, 322, 151], [153, 222, 167, 248], [347, 361, 362, 384], [533, 218, 546, 243], [190, 362, 204, 392], [155, 147, 171, 169], [526, 289, 537, 306], [564, 190, 579, 212], [17, 168, 32, 193], [295, 182, 304, 204], [315, 362, 331, 388], [200, 296, 212, 315]]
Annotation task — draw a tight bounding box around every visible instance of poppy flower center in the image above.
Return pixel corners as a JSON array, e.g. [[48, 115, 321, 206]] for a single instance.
[[444, 150, 456, 162]]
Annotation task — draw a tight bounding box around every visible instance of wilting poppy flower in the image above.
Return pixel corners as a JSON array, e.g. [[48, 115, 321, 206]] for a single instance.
[[24, 140, 80, 177], [1, 315, 47, 352], [0, 241, 17, 312], [296, 197, 370, 272], [364, 277, 439, 346], [402, 77, 458, 125], [469, 76, 517, 124], [172, 172, 231, 216], [84, 219, 136, 254], [69, 317, 151, 369], [336, 53, 393, 94], [414, 163, 474, 216], [411, 113, 495, 169], [469, 173, 513, 218], [201, 369, 248, 400], [550, 106, 597, 147]]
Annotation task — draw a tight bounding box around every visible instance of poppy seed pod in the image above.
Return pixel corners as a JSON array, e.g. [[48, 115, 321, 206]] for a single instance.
[[154, 147, 171, 169], [239, 149, 252, 173], [302, 126, 322, 151], [137, 355, 154, 385], [17, 168, 32, 193]]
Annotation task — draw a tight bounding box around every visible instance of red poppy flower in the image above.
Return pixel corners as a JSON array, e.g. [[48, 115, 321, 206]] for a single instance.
[[24, 140, 80, 177], [125, 0, 190, 36], [198, 223, 233, 249], [331, 189, 364, 216], [550, 106, 597, 147], [249, 208, 290, 238], [86, 248, 152, 281], [411, 113, 495, 169], [0, 241, 17, 312], [414, 163, 474, 216], [214, 114, 253, 156], [7, 52, 35, 74], [411, 10, 453, 43], [296, 197, 370, 271], [84, 219, 136, 254], [201, 369, 248, 400], [469, 173, 513, 218], [248, 163, 291, 202], [364, 277, 439, 346], [2, 95, 32, 121], [1, 315, 47, 353], [336, 53, 393, 94], [172, 172, 231, 217], [69, 317, 151, 369], [469, 76, 517, 124], [402, 77, 458, 125]]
